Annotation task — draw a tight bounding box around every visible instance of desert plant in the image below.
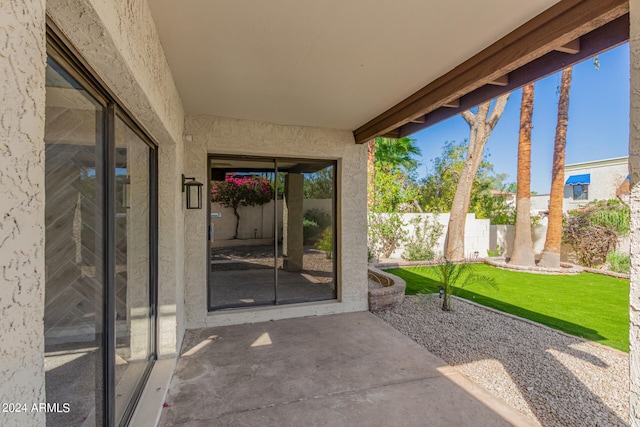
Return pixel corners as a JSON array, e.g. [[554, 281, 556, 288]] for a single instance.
[[368, 213, 407, 259], [402, 216, 444, 261], [606, 251, 630, 274], [315, 227, 333, 258], [420, 260, 498, 311]]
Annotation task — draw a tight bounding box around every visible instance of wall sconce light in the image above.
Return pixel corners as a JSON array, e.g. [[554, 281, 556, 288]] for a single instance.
[[182, 174, 203, 209], [122, 175, 131, 209]]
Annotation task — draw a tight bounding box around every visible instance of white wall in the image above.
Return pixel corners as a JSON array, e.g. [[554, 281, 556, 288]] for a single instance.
[[530, 194, 550, 214], [211, 199, 332, 241], [185, 116, 368, 328], [490, 224, 548, 258], [376, 213, 490, 259]]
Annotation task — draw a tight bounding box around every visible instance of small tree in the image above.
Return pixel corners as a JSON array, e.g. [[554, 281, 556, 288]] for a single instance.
[[420, 260, 497, 311], [402, 216, 444, 261], [368, 213, 406, 259], [211, 175, 272, 239]]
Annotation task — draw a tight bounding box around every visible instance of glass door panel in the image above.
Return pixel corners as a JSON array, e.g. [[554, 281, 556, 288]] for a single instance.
[[44, 56, 105, 427], [114, 116, 154, 424], [209, 158, 277, 309], [277, 162, 336, 303]]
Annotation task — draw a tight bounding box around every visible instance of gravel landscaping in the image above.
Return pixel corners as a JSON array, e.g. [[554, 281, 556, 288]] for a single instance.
[[374, 295, 629, 427]]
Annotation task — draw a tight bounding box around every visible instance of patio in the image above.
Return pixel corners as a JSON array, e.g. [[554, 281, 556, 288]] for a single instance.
[[158, 312, 536, 426]]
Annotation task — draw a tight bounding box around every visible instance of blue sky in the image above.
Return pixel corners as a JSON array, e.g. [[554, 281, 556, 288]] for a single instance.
[[411, 43, 630, 194]]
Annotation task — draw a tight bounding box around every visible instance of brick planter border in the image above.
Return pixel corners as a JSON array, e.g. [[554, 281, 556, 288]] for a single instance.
[[367, 266, 406, 311]]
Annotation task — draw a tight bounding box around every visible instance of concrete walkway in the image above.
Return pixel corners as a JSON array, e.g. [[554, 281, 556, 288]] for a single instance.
[[159, 312, 538, 426]]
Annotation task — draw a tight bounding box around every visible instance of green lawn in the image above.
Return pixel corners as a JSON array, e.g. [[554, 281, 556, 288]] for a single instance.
[[386, 264, 630, 352]]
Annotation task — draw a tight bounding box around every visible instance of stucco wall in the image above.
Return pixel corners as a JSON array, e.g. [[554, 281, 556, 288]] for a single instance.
[[630, 1, 640, 422], [184, 116, 368, 327], [376, 213, 490, 260], [210, 199, 332, 241], [0, 1, 47, 426], [47, 0, 187, 357]]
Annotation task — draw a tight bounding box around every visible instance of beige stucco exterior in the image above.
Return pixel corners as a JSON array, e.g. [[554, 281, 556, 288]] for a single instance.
[[2, 1, 368, 423], [47, 0, 187, 359], [1, 0, 639, 426], [0, 1, 47, 426], [184, 115, 368, 328], [630, 1, 640, 421]]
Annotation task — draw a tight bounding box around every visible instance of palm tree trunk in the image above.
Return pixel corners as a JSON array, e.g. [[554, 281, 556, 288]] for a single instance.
[[510, 84, 536, 266], [540, 67, 573, 268]]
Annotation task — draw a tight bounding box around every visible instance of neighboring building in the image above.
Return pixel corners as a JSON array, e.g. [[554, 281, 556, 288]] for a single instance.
[[3, 1, 640, 427], [563, 156, 629, 211], [530, 156, 629, 214]]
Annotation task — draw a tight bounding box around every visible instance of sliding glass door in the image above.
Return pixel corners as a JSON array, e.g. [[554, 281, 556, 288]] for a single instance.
[[45, 32, 157, 427], [208, 156, 336, 310], [44, 55, 107, 427]]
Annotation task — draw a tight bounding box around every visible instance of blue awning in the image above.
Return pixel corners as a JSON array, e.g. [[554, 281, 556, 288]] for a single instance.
[[565, 174, 590, 185]]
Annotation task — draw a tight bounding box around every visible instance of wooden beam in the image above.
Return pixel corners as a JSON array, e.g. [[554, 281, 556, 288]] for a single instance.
[[353, 0, 628, 144], [410, 117, 426, 123], [443, 99, 460, 108], [488, 75, 509, 86], [398, 14, 628, 138], [380, 130, 400, 139], [556, 38, 581, 53]]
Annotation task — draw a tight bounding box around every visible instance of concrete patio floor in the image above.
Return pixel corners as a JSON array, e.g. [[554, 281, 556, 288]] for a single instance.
[[159, 312, 538, 426]]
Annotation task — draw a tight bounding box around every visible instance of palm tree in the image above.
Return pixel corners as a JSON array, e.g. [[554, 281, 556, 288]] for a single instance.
[[374, 137, 421, 172], [367, 137, 421, 209], [421, 260, 497, 311], [510, 84, 536, 266], [539, 67, 572, 268]]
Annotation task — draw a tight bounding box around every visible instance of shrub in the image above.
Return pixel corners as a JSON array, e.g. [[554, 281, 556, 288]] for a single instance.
[[368, 213, 407, 260], [563, 200, 629, 267], [304, 208, 331, 230], [402, 216, 444, 261], [487, 245, 502, 257], [315, 227, 333, 258], [303, 218, 320, 241], [607, 251, 630, 274]]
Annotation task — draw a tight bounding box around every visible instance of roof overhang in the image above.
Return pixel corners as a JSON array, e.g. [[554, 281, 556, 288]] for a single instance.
[[354, 0, 629, 143]]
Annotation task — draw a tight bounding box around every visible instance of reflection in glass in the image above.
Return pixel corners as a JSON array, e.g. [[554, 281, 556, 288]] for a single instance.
[[114, 117, 153, 424], [209, 159, 277, 308], [208, 158, 336, 309], [278, 163, 335, 303], [44, 57, 105, 427]]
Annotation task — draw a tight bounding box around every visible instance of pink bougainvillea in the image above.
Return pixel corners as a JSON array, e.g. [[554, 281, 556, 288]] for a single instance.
[[211, 175, 273, 239]]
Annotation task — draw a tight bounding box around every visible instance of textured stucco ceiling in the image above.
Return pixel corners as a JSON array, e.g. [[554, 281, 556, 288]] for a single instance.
[[148, 0, 560, 130]]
